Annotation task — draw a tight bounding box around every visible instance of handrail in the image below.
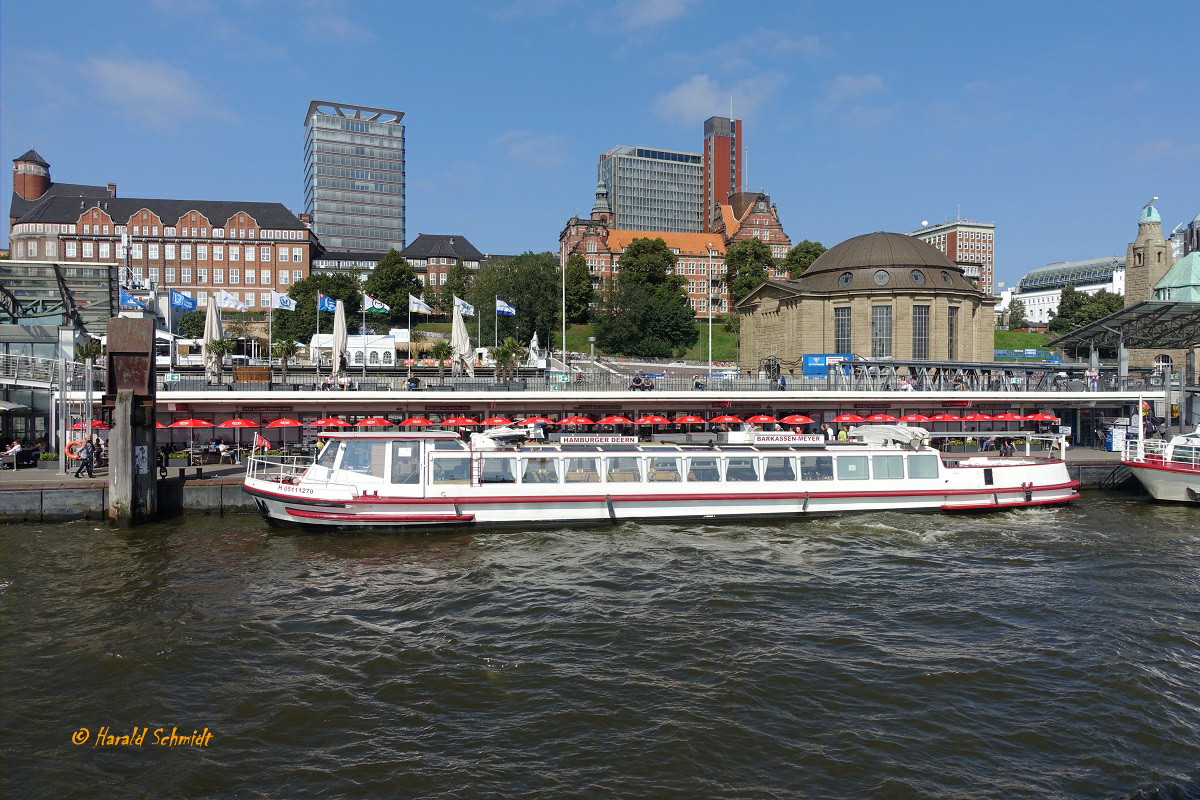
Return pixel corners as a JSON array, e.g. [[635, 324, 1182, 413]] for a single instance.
[[0, 353, 105, 390]]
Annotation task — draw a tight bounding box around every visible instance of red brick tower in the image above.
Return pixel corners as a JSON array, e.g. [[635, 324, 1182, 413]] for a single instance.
[[12, 149, 51, 202], [703, 117, 742, 233]]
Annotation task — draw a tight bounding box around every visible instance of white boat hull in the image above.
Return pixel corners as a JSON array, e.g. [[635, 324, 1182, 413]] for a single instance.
[[1122, 462, 1200, 503]]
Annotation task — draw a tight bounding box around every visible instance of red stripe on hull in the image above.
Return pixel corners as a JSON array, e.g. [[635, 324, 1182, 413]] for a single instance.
[[941, 492, 1080, 511], [284, 508, 474, 523]]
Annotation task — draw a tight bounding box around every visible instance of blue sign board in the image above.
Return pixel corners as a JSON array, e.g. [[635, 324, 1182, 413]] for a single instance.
[[802, 354, 854, 376]]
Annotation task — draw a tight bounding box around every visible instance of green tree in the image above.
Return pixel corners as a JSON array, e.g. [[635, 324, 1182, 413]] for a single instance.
[[466, 252, 561, 346], [563, 253, 594, 323], [75, 337, 103, 362], [274, 272, 364, 347], [176, 310, 206, 338], [208, 337, 237, 383], [364, 249, 422, 327], [437, 260, 474, 316], [490, 337, 523, 383], [271, 339, 299, 381], [1048, 287, 1123, 335], [593, 238, 697, 358], [724, 237, 773, 302], [783, 240, 826, 278], [429, 340, 453, 383], [1006, 298, 1028, 330]]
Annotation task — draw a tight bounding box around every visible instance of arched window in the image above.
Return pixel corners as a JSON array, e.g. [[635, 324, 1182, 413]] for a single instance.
[[369, 351, 380, 365], [382, 350, 393, 364], [1155, 354, 1172, 375], [353, 351, 364, 365]]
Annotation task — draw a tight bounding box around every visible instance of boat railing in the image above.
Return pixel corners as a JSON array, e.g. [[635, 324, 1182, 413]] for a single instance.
[[1124, 437, 1200, 469], [245, 453, 314, 484]]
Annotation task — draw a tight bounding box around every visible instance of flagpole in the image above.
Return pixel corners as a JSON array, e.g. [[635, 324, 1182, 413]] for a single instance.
[[361, 294, 367, 379], [268, 305, 273, 372], [561, 257, 567, 373], [494, 296, 498, 347], [407, 303, 412, 378]]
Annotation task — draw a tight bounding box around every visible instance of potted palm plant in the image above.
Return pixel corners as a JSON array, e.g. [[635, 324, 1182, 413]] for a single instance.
[[208, 337, 237, 384], [271, 339, 299, 390], [429, 340, 453, 386]]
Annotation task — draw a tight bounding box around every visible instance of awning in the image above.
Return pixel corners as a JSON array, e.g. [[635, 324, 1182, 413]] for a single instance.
[[0, 400, 32, 413], [1047, 301, 1200, 349]]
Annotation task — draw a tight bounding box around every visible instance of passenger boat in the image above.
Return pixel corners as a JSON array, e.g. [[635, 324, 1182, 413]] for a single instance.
[[242, 425, 1079, 531], [1121, 427, 1200, 502]]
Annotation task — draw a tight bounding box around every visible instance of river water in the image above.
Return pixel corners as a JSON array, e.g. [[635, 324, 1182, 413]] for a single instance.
[[2, 492, 1198, 799]]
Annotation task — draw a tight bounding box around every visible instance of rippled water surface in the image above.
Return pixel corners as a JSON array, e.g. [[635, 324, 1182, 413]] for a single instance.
[[3, 492, 1199, 799]]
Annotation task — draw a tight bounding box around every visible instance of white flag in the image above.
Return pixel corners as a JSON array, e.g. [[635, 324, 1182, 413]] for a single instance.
[[364, 293, 391, 313], [454, 295, 475, 316], [218, 289, 248, 312], [270, 290, 296, 311], [408, 294, 432, 314]]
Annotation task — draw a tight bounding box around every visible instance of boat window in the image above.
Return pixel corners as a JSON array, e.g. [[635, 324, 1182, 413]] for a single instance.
[[686, 456, 721, 482], [391, 442, 420, 484], [872, 454, 905, 479], [763, 456, 795, 481], [522, 457, 560, 484], [564, 457, 600, 483], [481, 457, 517, 484], [800, 455, 834, 481], [837, 455, 869, 480], [606, 457, 643, 482], [726, 456, 759, 482], [339, 440, 387, 480], [315, 440, 341, 469], [431, 456, 470, 484], [432, 439, 466, 450], [907, 454, 939, 478], [648, 457, 681, 482]]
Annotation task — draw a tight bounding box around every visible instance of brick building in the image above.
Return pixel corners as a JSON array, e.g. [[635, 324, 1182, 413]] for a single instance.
[[9, 149, 314, 309], [400, 234, 485, 292], [703, 116, 742, 233]]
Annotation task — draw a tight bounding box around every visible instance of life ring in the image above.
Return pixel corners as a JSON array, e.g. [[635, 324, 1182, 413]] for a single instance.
[[65, 440, 84, 459]]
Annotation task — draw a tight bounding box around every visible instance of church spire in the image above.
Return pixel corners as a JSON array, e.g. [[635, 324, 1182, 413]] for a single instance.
[[591, 177, 611, 219]]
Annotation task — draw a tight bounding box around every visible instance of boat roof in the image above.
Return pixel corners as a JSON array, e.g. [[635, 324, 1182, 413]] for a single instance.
[[317, 430, 462, 440]]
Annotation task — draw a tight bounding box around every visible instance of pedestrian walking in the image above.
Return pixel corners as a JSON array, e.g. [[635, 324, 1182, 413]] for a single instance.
[[74, 439, 95, 478]]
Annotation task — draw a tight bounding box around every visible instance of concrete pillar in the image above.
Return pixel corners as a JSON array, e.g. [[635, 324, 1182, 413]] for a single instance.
[[1185, 349, 1196, 428], [1118, 337, 1129, 389], [108, 389, 157, 527]]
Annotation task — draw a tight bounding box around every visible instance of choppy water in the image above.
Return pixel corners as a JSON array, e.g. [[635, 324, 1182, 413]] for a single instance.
[[2, 492, 1199, 799]]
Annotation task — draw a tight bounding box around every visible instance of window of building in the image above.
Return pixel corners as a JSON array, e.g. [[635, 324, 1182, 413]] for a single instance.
[[198, 269, 208, 283], [244, 293, 255, 307], [260, 292, 270, 307], [46, 241, 57, 258], [83, 242, 95, 259], [245, 270, 256, 285], [197, 294, 206, 307], [181, 268, 191, 282], [912, 305, 929, 360], [130, 243, 142, 259], [214, 246, 224, 261], [292, 247, 302, 262], [278, 248, 290, 262], [197, 245, 208, 260], [292, 270, 302, 284], [230, 269, 240, 284], [181, 244, 192, 259], [214, 269, 224, 284], [66, 242, 77, 258], [586, 242, 597, 253], [245, 247, 255, 262], [260, 247, 272, 262], [165, 268, 176, 283], [148, 244, 160, 259], [165, 244, 176, 260], [279, 271, 288, 285], [947, 306, 959, 360], [230, 246, 240, 261], [834, 307, 852, 353], [871, 306, 892, 358], [149, 268, 159, 282]]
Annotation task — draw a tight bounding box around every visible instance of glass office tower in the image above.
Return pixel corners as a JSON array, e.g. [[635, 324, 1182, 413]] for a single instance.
[[304, 101, 406, 254], [597, 145, 703, 233]]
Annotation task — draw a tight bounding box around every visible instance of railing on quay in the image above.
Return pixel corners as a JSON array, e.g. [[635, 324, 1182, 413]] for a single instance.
[[0, 353, 103, 390]]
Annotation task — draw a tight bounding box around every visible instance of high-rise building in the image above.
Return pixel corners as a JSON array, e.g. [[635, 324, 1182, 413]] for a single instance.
[[597, 145, 703, 233], [304, 101, 406, 256], [911, 218, 996, 294], [703, 116, 742, 233]]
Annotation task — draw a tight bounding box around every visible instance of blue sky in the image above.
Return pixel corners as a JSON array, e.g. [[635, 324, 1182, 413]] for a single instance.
[[3, 0, 1196, 287]]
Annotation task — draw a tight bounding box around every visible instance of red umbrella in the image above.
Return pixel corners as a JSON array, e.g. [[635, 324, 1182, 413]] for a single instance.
[[309, 418, 351, 427], [674, 414, 706, 424], [993, 413, 1022, 421], [560, 415, 595, 425], [899, 413, 932, 423], [265, 418, 303, 428], [481, 416, 512, 426], [929, 413, 962, 421], [441, 417, 480, 426], [746, 414, 779, 424], [218, 418, 258, 428], [355, 417, 394, 427], [961, 413, 994, 421], [597, 415, 633, 425], [831, 413, 864, 423], [169, 418, 214, 428], [780, 414, 814, 425], [400, 417, 434, 427], [1022, 412, 1059, 421], [863, 413, 899, 423], [70, 421, 110, 430], [155, 422, 167, 429], [709, 414, 742, 424], [519, 416, 555, 425], [634, 414, 671, 425]]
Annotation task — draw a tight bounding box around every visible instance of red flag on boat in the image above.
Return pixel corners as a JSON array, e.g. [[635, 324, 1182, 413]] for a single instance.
[[254, 433, 269, 449]]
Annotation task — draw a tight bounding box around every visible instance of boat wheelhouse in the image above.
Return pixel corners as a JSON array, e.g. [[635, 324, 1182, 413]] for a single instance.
[[242, 426, 1079, 531], [1122, 427, 1200, 502]]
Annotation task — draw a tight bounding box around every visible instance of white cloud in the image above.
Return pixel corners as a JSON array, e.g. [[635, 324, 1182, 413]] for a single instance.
[[817, 73, 889, 127], [487, 0, 578, 21], [610, 0, 698, 31], [655, 71, 786, 125], [822, 73, 884, 106], [1135, 138, 1200, 162], [83, 57, 237, 130], [494, 130, 567, 169], [299, 0, 374, 42]]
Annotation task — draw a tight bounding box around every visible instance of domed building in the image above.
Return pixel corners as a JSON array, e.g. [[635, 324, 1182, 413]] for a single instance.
[[735, 231, 997, 371]]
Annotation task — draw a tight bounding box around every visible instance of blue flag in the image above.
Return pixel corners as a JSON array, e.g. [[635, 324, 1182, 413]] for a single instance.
[[119, 288, 145, 309], [317, 292, 337, 313], [169, 290, 197, 312], [495, 297, 516, 316]]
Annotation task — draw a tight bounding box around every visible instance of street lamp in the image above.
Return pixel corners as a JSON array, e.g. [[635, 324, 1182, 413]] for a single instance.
[[588, 335, 595, 362], [706, 242, 715, 385]]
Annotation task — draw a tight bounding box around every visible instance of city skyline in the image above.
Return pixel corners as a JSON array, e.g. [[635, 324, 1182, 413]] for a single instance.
[[2, 0, 1196, 286]]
